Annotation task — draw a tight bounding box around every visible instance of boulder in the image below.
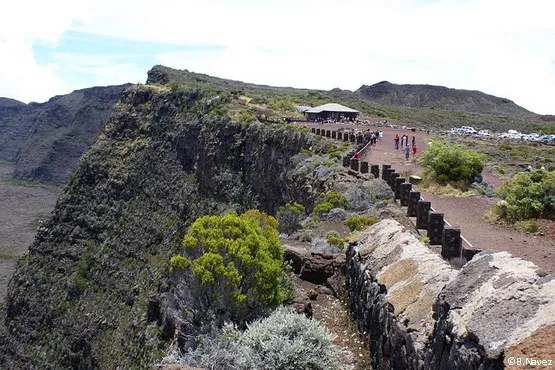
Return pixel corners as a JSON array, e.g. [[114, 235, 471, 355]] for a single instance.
[[283, 244, 345, 284]]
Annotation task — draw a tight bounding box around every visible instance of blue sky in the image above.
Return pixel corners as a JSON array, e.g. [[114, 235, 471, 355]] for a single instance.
[[32, 31, 224, 89], [1, 0, 554, 114]]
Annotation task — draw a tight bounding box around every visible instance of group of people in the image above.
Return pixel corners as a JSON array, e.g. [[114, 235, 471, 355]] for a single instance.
[[364, 129, 383, 146], [394, 134, 417, 160]]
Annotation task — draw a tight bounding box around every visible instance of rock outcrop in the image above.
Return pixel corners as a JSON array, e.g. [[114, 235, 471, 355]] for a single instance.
[[283, 244, 345, 284], [0, 85, 130, 185], [347, 219, 555, 369]]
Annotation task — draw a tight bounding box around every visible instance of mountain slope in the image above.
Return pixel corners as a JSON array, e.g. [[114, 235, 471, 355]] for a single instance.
[[0, 98, 26, 108], [0, 85, 130, 185], [0, 82, 342, 368], [356, 81, 536, 117]]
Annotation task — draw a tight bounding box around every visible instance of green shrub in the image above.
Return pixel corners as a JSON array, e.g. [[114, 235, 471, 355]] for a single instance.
[[515, 220, 541, 233], [346, 216, 380, 232], [495, 170, 555, 221], [277, 202, 306, 235], [327, 150, 342, 160], [419, 139, 486, 189], [313, 191, 349, 215], [326, 233, 346, 250], [313, 201, 333, 215], [419, 235, 430, 245], [171, 211, 285, 323]]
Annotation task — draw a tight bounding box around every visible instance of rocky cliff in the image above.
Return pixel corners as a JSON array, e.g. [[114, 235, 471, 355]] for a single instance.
[[0, 85, 129, 185], [0, 82, 344, 368]]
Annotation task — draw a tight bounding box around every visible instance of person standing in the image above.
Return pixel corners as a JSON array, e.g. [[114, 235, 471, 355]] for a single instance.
[[394, 134, 399, 150], [404, 144, 410, 160], [412, 144, 417, 160], [411, 136, 416, 149]]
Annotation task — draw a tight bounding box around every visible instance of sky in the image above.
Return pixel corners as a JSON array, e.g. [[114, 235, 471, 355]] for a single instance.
[[1, 0, 554, 114]]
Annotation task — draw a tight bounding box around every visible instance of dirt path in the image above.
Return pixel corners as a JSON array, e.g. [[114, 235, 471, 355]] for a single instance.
[[0, 164, 59, 302], [360, 127, 555, 274], [303, 123, 555, 274]]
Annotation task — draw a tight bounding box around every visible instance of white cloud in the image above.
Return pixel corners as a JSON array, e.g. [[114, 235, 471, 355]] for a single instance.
[[0, 39, 68, 103], [1, 0, 554, 113]]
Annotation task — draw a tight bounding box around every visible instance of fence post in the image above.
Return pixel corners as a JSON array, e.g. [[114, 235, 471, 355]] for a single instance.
[[337, 132, 342, 140], [342, 156, 350, 167], [332, 131, 337, 139], [442, 227, 462, 259], [389, 173, 400, 190], [382, 164, 391, 181], [326, 130, 331, 137], [316, 128, 321, 135], [407, 191, 421, 217], [370, 165, 380, 179], [311, 127, 316, 133], [394, 178, 405, 200], [416, 201, 431, 229], [400, 183, 412, 206], [427, 212, 444, 245], [350, 158, 359, 172], [360, 162, 369, 174], [386, 169, 396, 185]]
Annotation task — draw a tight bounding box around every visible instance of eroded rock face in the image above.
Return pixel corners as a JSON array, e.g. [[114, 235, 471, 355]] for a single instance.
[[283, 244, 345, 284], [0, 85, 340, 369], [347, 220, 555, 369], [347, 219, 456, 369], [429, 252, 555, 368], [0, 85, 130, 185]]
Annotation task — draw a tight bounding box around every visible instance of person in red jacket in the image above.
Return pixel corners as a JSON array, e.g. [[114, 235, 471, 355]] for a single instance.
[[353, 150, 360, 159]]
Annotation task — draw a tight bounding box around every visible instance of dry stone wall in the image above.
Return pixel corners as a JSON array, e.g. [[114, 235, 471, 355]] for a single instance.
[[347, 219, 555, 369]]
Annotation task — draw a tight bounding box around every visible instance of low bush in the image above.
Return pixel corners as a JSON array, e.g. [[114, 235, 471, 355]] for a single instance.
[[162, 306, 342, 370], [328, 151, 342, 160], [515, 220, 541, 233], [326, 233, 346, 250], [277, 202, 306, 235], [313, 191, 349, 215], [419, 139, 486, 189], [494, 170, 555, 221], [236, 306, 341, 369], [346, 216, 380, 232]]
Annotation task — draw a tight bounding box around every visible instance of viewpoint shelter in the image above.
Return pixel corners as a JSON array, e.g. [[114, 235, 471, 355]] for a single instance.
[[304, 103, 359, 122]]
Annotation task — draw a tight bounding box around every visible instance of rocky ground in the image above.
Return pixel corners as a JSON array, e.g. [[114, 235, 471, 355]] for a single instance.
[[0, 163, 59, 302], [292, 275, 371, 370]]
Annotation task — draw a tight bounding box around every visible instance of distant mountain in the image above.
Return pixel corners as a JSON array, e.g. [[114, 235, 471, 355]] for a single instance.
[[0, 98, 26, 107], [0, 85, 130, 185], [356, 81, 536, 117]]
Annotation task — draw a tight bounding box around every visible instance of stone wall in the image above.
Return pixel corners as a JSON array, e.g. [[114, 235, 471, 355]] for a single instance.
[[347, 219, 555, 369]]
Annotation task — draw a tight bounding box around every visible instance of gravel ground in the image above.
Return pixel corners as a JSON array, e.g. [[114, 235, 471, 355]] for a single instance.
[[0, 164, 59, 302]]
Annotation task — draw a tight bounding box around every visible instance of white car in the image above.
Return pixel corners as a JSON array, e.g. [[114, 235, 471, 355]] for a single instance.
[[478, 130, 492, 137]]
